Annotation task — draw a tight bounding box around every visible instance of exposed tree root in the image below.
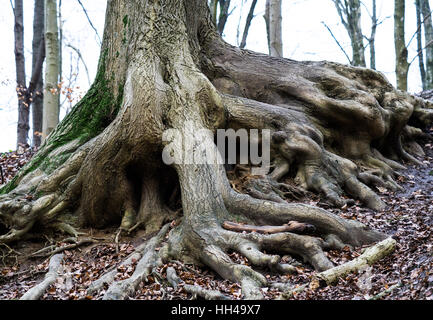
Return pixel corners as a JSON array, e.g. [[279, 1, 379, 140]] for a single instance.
[[19, 253, 64, 300], [222, 220, 315, 235], [316, 237, 397, 285], [166, 266, 230, 300], [30, 238, 97, 258], [0, 0, 432, 301], [101, 224, 170, 300]]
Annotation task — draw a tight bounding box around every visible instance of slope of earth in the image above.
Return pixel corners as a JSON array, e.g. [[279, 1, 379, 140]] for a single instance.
[[0, 141, 432, 300]]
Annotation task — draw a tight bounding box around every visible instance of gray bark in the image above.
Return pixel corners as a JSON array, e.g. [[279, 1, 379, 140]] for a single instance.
[[332, 0, 366, 67], [31, 0, 45, 147], [239, 0, 257, 49], [416, 0, 427, 90], [420, 0, 433, 89], [394, 0, 409, 91], [13, 0, 29, 149], [42, 0, 60, 141], [265, 0, 283, 57]]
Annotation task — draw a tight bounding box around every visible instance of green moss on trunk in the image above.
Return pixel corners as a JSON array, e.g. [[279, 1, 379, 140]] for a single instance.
[[0, 51, 124, 195]]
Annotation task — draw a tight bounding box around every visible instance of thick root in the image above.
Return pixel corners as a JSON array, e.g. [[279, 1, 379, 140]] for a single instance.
[[101, 224, 170, 300], [20, 253, 64, 300], [316, 237, 397, 285]]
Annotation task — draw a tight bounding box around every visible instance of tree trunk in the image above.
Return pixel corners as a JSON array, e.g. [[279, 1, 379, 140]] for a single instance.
[[394, 0, 409, 91], [42, 0, 60, 142], [265, 0, 283, 57], [420, 0, 433, 89], [32, 0, 45, 148], [13, 0, 29, 149], [1, 0, 432, 300], [332, 0, 366, 67], [416, 0, 427, 90], [239, 0, 257, 49], [369, 0, 377, 70]]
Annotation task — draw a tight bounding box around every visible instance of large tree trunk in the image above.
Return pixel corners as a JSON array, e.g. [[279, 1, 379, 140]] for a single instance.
[[1, 0, 432, 300]]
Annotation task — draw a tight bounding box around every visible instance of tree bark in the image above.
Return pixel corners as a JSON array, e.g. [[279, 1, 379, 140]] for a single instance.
[[369, 0, 377, 70], [265, 0, 283, 57], [332, 0, 366, 67], [420, 0, 433, 89], [239, 0, 257, 49], [416, 0, 427, 90], [13, 0, 29, 149], [1, 0, 432, 300], [394, 0, 409, 91], [32, 0, 45, 148], [42, 0, 60, 142]]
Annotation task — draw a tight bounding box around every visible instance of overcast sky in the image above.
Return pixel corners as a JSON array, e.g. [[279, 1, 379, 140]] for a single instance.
[[0, 0, 428, 152]]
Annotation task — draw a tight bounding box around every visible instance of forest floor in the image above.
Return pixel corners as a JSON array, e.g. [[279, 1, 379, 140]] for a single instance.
[[0, 139, 432, 300]]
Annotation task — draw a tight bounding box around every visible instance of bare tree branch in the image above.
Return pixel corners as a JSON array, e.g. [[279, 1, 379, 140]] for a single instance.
[[321, 21, 352, 64], [76, 0, 102, 46], [240, 0, 258, 49]]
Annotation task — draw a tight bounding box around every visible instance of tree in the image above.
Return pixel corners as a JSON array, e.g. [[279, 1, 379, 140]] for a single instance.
[[416, 0, 427, 90], [394, 0, 409, 91], [331, 0, 366, 67], [1, 0, 432, 299], [239, 0, 258, 49], [32, 0, 45, 147], [12, 0, 28, 149], [210, 0, 232, 35], [12, 0, 45, 149], [419, 0, 433, 89], [264, 0, 283, 57], [42, 0, 60, 141]]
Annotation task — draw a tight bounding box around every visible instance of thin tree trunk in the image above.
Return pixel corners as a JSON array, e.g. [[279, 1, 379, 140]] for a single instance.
[[266, 0, 283, 57], [394, 0, 409, 91], [416, 0, 427, 90], [370, 0, 377, 70], [42, 0, 60, 141], [13, 0, 29, 149], [217, 0, 231, 35], [240, 0, 257, 49], [31, 0, 45, 148], [420, 0, 433, 89], [332, 0, 366, 67]]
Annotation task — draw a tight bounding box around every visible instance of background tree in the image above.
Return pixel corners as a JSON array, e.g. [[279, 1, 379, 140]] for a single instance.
[[264, 0, 283, 57], [210, 0, 232, 35], [239, 0, 258, 49], [12, 0, 28, 149], [419, 0, 433, 89], [394, 0, 409, 91], [1, 0, 432, 300], [416, 0, 427, 90], [12, 0, 45, 150], [331, 0, 366, 67], [32, 0, 45, 147], [42, 0, 60, 141]]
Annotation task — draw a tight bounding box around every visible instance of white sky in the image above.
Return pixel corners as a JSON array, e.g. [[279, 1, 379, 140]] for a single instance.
[[0, 0, 429, 152]]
